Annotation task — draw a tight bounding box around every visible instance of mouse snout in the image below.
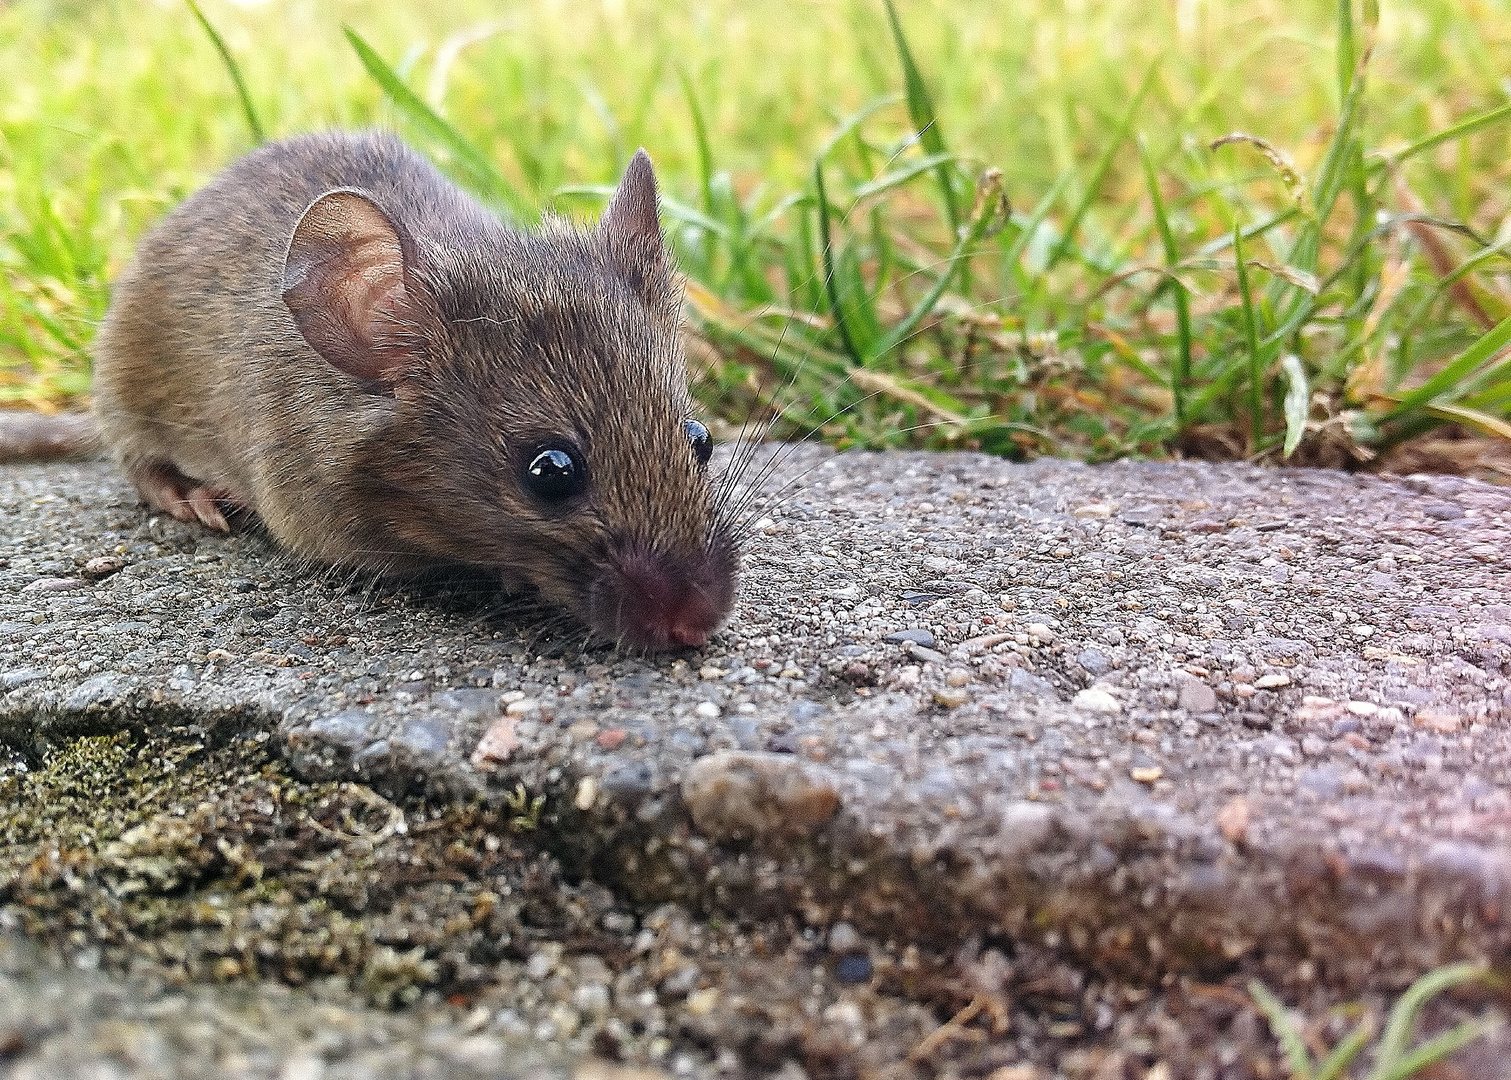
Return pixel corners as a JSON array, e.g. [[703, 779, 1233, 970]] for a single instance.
[[591, 540, 735, 651]]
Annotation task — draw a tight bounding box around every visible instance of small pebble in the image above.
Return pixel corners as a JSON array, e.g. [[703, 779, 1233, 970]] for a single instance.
[[80, 555, 127, 579], [596, 728, 628, 750], [933, 687, 970, 709], [841, 662, 872, 685], [525, 951, 556, 980], [834, 952, 873, 985], [1178, 681, 1218, 714], [573, 983, 611, 1016], [1073, 688, 1121, 715], [21, 576, 87, 593], [684, 988, 720, 1016], [470, 718, 520, 769], [1254, 673, 1291, 689], [884, 628, 935, 647], [1216, 796, 1251, 843], [827, 921, 860, 953], [660, 965, 701, 998], [1414, 708, 1462, 734]]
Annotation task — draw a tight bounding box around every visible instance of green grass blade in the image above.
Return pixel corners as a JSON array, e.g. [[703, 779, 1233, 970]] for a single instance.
[[1314, 1018, 1372, 1080], [1280, 353, 1309, 456], [575, 78, 624, 165], [1249, 980, 1316, 1078], [834, 243, 881, 354], [1371, 963, 1489, 1076], [1046, 61, 1159, 273], [852, 152, 955, 202], [1376, 1015, 1504, 1080], [817, 94, 902, 160], [1387, 314, 1511, 416], [655, 193, 736, 242], [186, 0, 265, 144], [1391, 100, 1511, 167], [1305, 78, 1363, 250], [1003, 173, 1071, 275], [1263, 5, 1371, 323], [1233, 223, 1265, 449], [813, 157, 862, 365], [676, 66, 716, 217], [1195, 208, 1303, 260], [881, 0, 960, 236], [343, 26, 525, 218], [1138, 135, 1192, 430], [1464, 382, 1511, 413], [1335, 0, 1355, 108], [1420, 402, 1511, 441], [869, 169, 1006, 362], [1458, 348, 1511, 403]]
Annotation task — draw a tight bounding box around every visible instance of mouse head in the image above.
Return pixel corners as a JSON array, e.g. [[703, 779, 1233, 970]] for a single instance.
[[281, 149, 737, 651]]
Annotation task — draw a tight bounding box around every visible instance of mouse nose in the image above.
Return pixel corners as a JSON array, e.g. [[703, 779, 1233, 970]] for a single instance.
[[665, 602, 716, 647], [591, 541, 735, 651]]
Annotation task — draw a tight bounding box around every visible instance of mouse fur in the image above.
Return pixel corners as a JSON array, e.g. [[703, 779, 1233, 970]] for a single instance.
[[91, 130, 736, 650]]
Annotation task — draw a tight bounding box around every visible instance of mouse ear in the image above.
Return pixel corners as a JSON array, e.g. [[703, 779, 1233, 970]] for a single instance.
[[596, 149, 675, 311], [282, 189, 432, 387]]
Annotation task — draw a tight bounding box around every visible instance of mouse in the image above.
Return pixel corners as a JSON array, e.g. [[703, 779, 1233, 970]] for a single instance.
[[90, 130, 737, 651]]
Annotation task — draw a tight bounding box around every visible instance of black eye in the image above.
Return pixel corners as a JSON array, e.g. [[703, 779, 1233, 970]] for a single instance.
[[685, 419, 712, 466], [524, 447, 586, 503]]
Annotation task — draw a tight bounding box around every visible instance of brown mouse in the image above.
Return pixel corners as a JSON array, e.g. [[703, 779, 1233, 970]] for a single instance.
[[91, 131, 736, 651]]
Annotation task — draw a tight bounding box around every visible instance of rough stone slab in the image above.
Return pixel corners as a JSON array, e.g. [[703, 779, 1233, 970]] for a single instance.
[[0, 931, 603, 1080], [2, 451, 1510, 996]]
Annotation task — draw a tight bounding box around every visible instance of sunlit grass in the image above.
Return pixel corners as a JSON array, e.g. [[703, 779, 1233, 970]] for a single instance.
[[3, 0, 1511, 469]]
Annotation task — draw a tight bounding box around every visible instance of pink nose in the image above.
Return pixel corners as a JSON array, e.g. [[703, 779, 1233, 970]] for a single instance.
[[626, 570, 720, 649], [591, 544, 733, 651], [667, 615, 712, 648]]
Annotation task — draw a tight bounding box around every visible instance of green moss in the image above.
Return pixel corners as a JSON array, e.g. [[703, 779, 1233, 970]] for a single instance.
[[0, 730, 604, 1006]]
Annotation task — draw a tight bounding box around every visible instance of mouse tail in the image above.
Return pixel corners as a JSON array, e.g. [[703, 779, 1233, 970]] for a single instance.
[[0, 410, 101, 464]]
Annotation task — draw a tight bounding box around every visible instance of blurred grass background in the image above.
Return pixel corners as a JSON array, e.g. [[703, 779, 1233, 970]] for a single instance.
[[4, 0, 1511, 476]]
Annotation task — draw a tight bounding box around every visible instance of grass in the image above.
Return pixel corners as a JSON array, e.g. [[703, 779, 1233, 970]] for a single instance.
[[1250, 964, 1504, 1080], [3, 0, 1511, 471]]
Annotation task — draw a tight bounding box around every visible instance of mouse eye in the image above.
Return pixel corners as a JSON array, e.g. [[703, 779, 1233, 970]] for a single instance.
[[524, 446, 586, 503], [684, 419, 712, 467]]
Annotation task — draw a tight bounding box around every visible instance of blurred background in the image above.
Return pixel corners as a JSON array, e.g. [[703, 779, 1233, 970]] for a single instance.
[[4, 0, 1511, 476]]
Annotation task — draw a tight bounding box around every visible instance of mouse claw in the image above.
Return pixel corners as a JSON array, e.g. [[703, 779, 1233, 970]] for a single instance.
[[130, 460, 241, 533], [182, 486, 231, 532]]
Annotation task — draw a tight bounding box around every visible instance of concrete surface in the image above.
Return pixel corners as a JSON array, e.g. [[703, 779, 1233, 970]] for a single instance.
[[2, 448, 1509, 1077]]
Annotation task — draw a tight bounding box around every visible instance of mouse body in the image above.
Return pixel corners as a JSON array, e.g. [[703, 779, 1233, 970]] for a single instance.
[[92, 131, 736, 650]]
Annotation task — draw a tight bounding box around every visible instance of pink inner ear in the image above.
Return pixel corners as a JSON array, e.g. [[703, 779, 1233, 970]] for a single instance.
[[337, 241, 409, 349], [282, 190, 419, 385]]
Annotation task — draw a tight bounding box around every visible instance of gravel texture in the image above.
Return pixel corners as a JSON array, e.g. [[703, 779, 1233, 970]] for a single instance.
[[2, 449, 1509, 1078]]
